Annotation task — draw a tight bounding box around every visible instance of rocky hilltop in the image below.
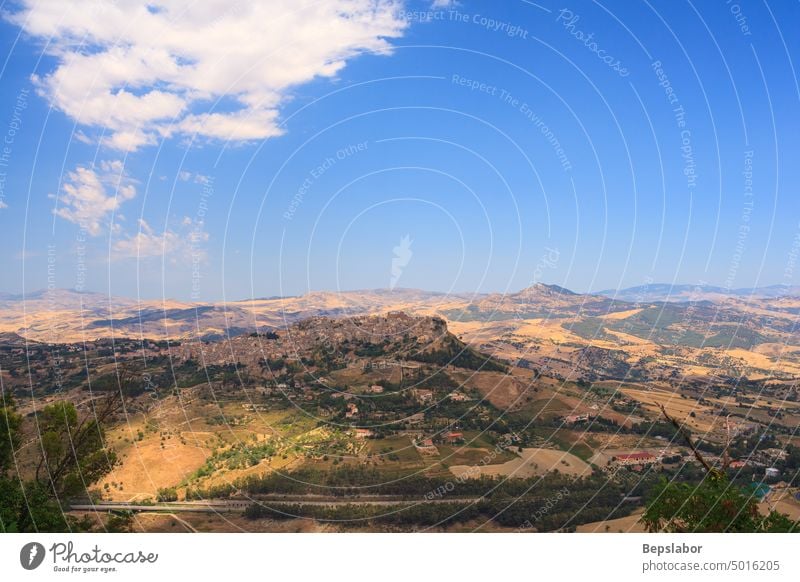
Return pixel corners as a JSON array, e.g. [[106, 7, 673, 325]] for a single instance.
[[179, 312, 454, 369], [3, 285, 799, 386], [442, 283, 622, 321]]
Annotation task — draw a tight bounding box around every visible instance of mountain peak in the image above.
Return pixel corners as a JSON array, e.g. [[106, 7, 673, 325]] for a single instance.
[[517, 283, 577, 297]]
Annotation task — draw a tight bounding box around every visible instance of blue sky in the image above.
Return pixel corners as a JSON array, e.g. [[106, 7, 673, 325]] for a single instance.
[[0, 0, 798, 301]]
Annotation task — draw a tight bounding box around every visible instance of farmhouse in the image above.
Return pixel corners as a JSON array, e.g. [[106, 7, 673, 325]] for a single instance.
[[406, 413, 426, 425], [412, 389, 434, 404], [613, 452, 658, 467], [414, 438, 439, 456]]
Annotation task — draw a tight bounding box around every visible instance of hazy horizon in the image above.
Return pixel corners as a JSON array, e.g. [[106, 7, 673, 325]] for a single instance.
[[3, 279, 799, 305]]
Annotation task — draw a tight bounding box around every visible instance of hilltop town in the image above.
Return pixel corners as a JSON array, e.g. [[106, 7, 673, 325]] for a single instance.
[[2, 294, 799, 532]]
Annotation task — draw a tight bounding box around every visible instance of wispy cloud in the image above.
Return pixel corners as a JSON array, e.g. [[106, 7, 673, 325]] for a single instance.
[[14, 249, 39, 260], [112, 217, 207, 262], [11, 0, 408, 151], [53, 160, 136, 236], [178, 170, 211, 185]]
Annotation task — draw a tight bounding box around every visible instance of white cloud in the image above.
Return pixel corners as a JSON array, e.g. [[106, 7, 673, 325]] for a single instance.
[[431, 0, 458, 7], [0, 200, 7, 209], [73, 129, 94, 145], [178, 170, 212, 184], [14, 249, 39, 260], [12, 0, 408, 151], [53, 160, 136, 236], [112, 217, 208, 262]]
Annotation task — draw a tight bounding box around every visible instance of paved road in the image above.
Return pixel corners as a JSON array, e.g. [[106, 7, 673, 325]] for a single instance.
[[71, 495, 484, 513]]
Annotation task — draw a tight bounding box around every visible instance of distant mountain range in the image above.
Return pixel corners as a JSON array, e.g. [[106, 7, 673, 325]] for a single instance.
[[597, 283, 800, 303], [2, 283, 800, 391], [1, 282, 798, 344]]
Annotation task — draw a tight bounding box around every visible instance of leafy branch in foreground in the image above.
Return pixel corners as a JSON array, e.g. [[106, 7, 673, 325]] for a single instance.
[[1, 369, 134, 532], [641, 403, 798, 533]]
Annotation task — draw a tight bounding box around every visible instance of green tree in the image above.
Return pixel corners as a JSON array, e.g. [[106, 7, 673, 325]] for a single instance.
[[0, 389, 23, 531], [34, 396, 120, 500], [643, 476, 797, 532], [0, 391, 22, 471], [105, 510, 134, 533], [1, 378, 127, 532], [643, 403, 798, 533], [156, 487, 178, 502]]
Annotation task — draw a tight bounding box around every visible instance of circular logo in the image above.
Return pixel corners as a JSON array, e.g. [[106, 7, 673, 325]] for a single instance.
[[19, 542, 46, 570]]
